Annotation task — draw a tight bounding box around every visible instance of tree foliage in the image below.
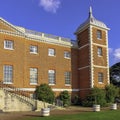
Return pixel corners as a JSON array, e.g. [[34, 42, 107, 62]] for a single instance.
[[59, 90, 71, 107], [35, 83, 55, 104], [105, 84, 119, 103], [110, 62, 120, 86], [83, 87, 106, 107]]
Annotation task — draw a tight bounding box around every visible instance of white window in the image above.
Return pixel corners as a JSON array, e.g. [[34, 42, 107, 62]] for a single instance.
[[65, 71, 71, 85], [4, 65, 13, 84], [30, 45, 38, 54], [97, 47, 102, 56], [64, 51, 71, 59], [4, 40, 14, 50], [98, 72, 103, 83], [48, 70, 55, 85], [48, 48, 55, 56], [97, 30, 102, 39], [30, 68, 38, 84]]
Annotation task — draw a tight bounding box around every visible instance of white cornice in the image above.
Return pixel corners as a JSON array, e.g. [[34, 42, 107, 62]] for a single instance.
[[0, 30, 74, 48], [0, 17, 77, 48]]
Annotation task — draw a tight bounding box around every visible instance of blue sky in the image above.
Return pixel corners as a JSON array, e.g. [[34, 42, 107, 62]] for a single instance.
[[0, 0, 120, 66]]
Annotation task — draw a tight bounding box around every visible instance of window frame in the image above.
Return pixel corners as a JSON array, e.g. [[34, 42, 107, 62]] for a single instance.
[[48, 48, 55, 56], [4, 40, 14, 50], [65, 71, 71, 85], [30, 45, 38, 54], [48, 70, 56, 85], [97, 47, 103, 56], [64, 51, 71, 59], [30, 68, 38, 85], [98, 72, 104, 83], [3, 65, 13, 84], [97, 30, 102, 39]]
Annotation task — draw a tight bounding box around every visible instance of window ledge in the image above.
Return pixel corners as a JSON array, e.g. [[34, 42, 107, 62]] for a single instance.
[[3, 82, 13, 84], [4, 48, 14, 50], [97, 38, 102, 40], [64, 57, 71, 59], [30, 83, 38, 85], [65, 84, 71, 86], [49, 84, 55, 86], [30, 52, 38, 55], [98, 82, 103, 84], [48, 55, 56, 57], [98, 55, 102, 57]]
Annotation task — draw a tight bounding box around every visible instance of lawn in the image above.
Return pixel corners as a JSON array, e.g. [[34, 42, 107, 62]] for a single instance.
[[23, 110, 120, 120]]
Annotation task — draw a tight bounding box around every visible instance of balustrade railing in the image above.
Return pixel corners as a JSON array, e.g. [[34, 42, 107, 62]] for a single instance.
[[0, 81, 36, 110]]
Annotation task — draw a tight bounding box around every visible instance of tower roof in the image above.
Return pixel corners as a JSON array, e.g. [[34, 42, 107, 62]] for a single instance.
[[75, 7, 109, 34]]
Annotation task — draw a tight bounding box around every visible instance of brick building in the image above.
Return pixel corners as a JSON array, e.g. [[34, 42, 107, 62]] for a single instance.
[[0, 7, 109, 99]]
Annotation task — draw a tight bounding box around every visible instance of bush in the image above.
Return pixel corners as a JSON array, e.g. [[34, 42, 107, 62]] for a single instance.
[[72, 95, 81, 105], [35, 83, 55, 104], [59, 90, 71, 107], [105, 84, 119, 103], [82, 87, 107, 107]]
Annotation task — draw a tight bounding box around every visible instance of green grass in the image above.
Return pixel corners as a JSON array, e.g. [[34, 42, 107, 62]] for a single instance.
[[23, 110, 120, 120]]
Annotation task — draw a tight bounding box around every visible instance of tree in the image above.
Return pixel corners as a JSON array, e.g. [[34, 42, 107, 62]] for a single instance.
[[105, 84, 119, 103], [35, 83, 55, 104], [110, 62, 120, 86]]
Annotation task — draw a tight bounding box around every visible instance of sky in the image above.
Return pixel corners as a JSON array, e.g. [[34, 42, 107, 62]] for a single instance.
[[0, 0, 120, 66]]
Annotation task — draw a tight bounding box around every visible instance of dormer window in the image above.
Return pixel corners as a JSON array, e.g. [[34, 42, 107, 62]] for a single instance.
[[97, 30, 102, 39]]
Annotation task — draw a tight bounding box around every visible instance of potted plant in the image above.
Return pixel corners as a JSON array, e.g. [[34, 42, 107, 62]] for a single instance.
[[41, 101, 50, 116], [91, 87, 106, 112]]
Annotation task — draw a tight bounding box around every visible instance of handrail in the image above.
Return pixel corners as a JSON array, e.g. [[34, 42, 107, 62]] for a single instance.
[[0, 81, 36, 110]]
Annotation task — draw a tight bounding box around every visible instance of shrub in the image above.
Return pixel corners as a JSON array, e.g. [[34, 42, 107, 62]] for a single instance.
[[59, 90, 71, 107], [105, 84, 119, 103], [35, 83, 55, 104], [72, 94, 80, 105], [82, 87, 107, 107]]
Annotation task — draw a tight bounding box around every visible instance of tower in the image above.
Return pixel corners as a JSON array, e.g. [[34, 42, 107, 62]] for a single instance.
[[75, 7, 110, 98]]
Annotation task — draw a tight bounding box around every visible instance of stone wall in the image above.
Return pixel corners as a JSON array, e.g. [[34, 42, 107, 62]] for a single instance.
[[0, 89, 35, 112]]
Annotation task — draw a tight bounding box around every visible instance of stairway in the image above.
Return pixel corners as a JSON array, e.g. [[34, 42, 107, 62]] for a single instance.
[[0, 81, 37, 112]]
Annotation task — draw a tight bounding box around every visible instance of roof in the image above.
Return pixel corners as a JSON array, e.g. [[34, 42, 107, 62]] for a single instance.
[[75, 7, 109, 34]]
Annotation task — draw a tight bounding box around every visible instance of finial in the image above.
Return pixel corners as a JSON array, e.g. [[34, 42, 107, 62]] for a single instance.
[[89, 6, 93, 18]]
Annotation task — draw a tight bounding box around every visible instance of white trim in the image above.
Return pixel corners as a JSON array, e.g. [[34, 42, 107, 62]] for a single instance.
[[3, 82, 13, 84], [16, 88, 36, 91], [78, 43, 89, 50], [106, 30, 110, 84], [0, 17, 25, 34], [93, 65, 108, 69], [78, 66, 89, 70], [9, 88, 80, 92], [52, 88, 80, 92], [98, 82, 104, 84], [93, 43, 107, 48], [30, 83, 38, 85], [90, 26, 94, 88], [49, 84, 55, 86], [65, 84, 71, 86]]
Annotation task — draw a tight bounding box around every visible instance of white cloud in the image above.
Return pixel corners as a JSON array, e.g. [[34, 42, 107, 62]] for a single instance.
[[39, 0, 61, 13], [113, 48, 120, 60]]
